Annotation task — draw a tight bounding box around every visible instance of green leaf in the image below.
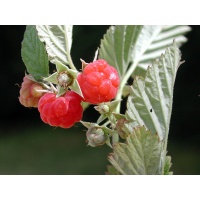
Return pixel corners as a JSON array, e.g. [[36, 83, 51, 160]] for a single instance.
[[36, 25, 73, 66], [106, 165, 121, 175], [137, 25, 191, 72], [126, 42, 182, 141], [98, 25, 143, 78], [108, 126, 162, 175], [21, 25, 49, 80], [164, 156, 173, 175], [98, 25, 190, 79]]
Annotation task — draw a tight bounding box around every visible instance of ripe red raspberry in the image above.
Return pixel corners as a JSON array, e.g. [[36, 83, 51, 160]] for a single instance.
[[19, 75, 44, 108], [38, 91, 83, 128], [77, 59, 120, 104]]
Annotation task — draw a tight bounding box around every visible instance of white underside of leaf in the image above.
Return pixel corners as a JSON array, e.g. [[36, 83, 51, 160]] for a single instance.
[[36, 25, 73, 65], [108, 126, 162, 175], [137, 25, 191, 70], [99, 25, 190, 79], [126, 42, 181, 141]]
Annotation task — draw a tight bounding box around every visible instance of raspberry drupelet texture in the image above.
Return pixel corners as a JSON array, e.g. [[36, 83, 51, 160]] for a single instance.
[[19, 75, 44, 108], [38, 91, 83, 128], [77, 59, 120, 104]]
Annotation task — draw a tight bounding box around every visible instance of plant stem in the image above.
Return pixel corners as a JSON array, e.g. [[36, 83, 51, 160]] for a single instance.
[[112, 61, 138, 145], [64, 26, 77, 71], [115, 61, 138, 113]]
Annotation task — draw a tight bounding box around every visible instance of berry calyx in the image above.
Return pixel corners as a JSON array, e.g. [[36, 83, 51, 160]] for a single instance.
[[19, 75, 44, 108], [57, 71, 73, 89], [77, 59, 120, 104], [38, 91, 83, 128]]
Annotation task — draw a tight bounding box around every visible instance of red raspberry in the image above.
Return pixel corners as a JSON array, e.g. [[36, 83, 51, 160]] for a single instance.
[[77, 59, 120, 104], [38, 91, 83, 128], [19, 75, 44, 108]]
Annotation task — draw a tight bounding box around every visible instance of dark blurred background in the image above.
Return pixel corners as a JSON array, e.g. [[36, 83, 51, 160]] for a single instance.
[[0, 25, 199, 175]]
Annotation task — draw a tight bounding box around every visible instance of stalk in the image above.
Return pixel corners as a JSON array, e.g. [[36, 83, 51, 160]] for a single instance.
[[112, 61, 138, 144], [64, 26, 77, 71]]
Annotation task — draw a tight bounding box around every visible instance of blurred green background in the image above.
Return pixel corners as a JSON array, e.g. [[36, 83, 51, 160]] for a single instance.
[[0, 25, 199, 175]]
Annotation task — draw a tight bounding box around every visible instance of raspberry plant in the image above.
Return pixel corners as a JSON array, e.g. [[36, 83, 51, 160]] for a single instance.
[[19, 25, 191, 175]]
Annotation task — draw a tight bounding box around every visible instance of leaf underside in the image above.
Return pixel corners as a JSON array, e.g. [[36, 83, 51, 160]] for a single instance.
[[164, 156, 173, 175], [106, 165, 121, 175], [36, 25, 73, 65], [99, 25, 143, 78], [108, 43, 181, 175], [138, 25, 191, 70], [108, 126, 162, 175], [126, 42, 182, 141], [99, 25, 190, 79]]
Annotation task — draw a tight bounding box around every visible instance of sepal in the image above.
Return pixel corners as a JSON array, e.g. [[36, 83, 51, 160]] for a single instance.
[[81, 121, 115, 148]]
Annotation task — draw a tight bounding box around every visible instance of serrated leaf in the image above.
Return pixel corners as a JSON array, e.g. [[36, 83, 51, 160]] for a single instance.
[[99, 25, 143, 78], [126, 42, 181, 141], [106, 165, 121, 175], [136, 25, 191, 71], [21, 25, 49, 80], [164, 156, 173, 175], [108, 126, 162, 175], [98, 25, 190, 80], [36, 25, 73, 66]]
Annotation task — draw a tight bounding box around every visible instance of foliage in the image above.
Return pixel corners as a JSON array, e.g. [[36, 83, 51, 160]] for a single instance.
[[21, 25, 49, 81], [21, 25, 191, 175]]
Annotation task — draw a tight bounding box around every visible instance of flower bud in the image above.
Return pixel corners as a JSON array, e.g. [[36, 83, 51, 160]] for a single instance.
[[86, 127, 107, 147], [95, 103, 110, 115]]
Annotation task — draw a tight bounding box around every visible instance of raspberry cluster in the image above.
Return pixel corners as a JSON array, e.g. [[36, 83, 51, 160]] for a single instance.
[[19, 76, 44, 108], [19, 59, 119, 129], [77, 59, 120, 104], [38, 91, 83, 128]]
